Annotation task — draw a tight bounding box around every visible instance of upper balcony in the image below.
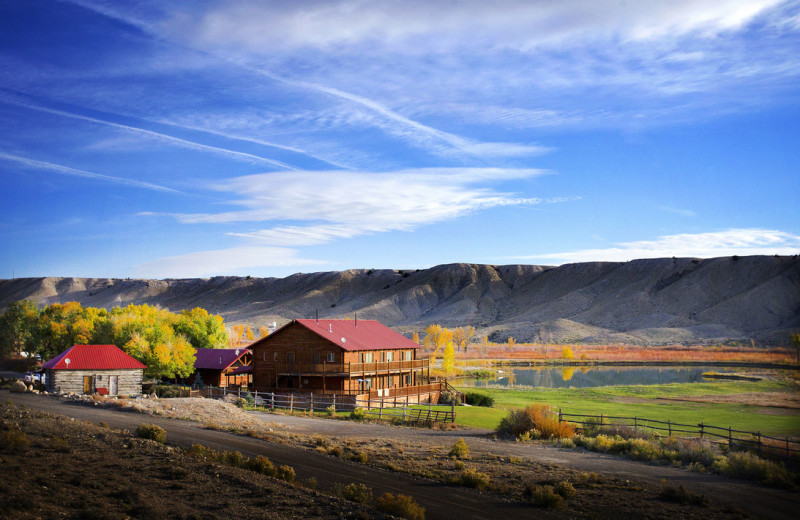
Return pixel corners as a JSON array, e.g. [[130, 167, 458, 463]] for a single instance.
[[268, 358, 429, 376]]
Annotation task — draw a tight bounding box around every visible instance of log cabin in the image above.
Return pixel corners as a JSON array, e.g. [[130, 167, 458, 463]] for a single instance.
[[250, 319, 440, 402], [42, 344, 145, 396]]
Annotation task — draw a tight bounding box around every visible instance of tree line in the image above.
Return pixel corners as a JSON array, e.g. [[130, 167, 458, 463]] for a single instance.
[[0, 301, 229, 379]]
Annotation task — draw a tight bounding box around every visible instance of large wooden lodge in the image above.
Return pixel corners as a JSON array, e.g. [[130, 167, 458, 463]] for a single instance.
[[249, 319, 441, 402]]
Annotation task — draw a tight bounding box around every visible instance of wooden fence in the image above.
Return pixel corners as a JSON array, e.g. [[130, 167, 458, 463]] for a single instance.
[[558, 410, 800, 461], [200, 386, 455, 424]]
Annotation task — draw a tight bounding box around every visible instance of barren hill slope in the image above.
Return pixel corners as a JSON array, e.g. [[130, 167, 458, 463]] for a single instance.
[[1, 255, 798, 345]]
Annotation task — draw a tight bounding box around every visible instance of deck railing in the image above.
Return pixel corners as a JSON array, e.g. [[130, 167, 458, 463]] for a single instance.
[[272, 358, 429, 376]]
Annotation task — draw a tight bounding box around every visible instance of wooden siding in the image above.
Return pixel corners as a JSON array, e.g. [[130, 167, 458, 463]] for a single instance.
[[45, 368, 143, 396], [252, 322, 428, 394]]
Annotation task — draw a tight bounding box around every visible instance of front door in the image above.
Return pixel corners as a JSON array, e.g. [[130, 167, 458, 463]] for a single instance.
[[109, 375, 118, 395], [83, 376, 92, 394]]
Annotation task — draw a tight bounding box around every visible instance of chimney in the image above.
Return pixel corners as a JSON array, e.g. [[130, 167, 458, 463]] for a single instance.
[[355, 313, 357, 327], [329, 323, 332, 333]]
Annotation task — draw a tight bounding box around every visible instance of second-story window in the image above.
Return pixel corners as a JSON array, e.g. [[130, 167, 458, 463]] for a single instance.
[[405, 351, 412, 361], [287, 352, 295, 363], [386, 352, 393, 362], [364, 352, 373, 363], [327, 353, 335, 362]]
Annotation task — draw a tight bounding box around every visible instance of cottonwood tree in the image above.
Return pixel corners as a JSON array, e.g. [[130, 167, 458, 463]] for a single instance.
[[0, 300, 39, 357]]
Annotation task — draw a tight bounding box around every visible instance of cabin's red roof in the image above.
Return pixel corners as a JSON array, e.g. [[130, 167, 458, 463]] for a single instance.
[[281, 319, 421, 352], [194, 348, 250, 370], [42, 345, 146, 370]]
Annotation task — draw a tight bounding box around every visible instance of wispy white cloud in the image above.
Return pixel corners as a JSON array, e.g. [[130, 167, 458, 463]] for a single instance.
[[514, 229, 800, 263], [178, 0, 787, 51], [0, 151, 181, 193], [173, 168, 548, 232], [658, 206, 697, 218], [0, 96, 295, 170], [134, 246, 328, 278]]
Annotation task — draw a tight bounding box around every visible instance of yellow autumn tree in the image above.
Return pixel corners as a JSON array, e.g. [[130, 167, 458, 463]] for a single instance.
[[259, 327, 270, 338], [452, 326, 475, 352], [442, 341, 456, 378]]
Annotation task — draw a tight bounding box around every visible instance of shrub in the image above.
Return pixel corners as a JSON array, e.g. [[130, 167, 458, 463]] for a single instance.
[[497, 403, 574, 439], [375, 493, 426, 520], [326, 405, 336, 417], [459, 468, 490, 490], [49, 436, 70, 453], [464, 392, 495, 407], [712, 452, 794, 488], [336, 482, 373, 504], [524, 485, 564, 509], [244, 455, 277, 477], [224, 450, 244, 466], [135, 423, 166, 443], [187, 444, 216, 459], [658, 480, 706, 505], [277, 465, 295, 482], [349, 450, 368, 463], [553, 481, 576, 499], [0, 427, 29, 451], [438, 391, 462, 406], [561, 346, 575, 360], [449, 438, 470, 459], [351, 408, 366, 421]]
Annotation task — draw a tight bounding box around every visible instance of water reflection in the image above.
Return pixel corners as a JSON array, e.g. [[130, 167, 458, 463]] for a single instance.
[[458, 365, 726, 388]]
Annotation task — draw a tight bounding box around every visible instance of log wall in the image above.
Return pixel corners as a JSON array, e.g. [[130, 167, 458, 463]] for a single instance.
[[45, 369, 143, 396]]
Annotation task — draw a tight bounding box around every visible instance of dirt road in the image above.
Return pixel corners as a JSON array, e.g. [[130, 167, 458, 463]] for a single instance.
[[7, 392, 528, 520], [10, 391, 799, 519]]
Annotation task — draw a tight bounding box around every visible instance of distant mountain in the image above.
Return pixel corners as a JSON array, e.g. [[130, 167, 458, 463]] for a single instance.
[[1, 255, 798, 346]]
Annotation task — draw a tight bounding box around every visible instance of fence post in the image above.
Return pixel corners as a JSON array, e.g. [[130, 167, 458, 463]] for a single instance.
[[757, 432, 762, 456], [290, 394, 294, 414], [634, 416, 638, 429], [558, 408, 562, 423], [310, 392, 314, 413], [729, 426, 733, 449], [668, 420, 672, 437], [600, 414, 604, 427], [379, 398, 384, 420], [699, 422, 704, 439], [270, 392, 274, 410], [333, 394, 337, 412]]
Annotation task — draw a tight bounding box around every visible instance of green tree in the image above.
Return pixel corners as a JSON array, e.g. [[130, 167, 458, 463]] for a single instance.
[[0, 300, 40, 357]]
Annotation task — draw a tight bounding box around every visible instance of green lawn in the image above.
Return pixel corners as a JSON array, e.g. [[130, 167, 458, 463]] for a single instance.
[[455, 380, 800, 436]]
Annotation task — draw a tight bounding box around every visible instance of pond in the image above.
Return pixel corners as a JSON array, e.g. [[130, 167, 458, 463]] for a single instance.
[[455, 365, 758, 389]]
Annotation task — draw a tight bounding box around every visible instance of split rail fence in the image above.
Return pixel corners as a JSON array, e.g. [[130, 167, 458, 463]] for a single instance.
[[201, 386, 455, 424], [558, 410, 799, 461]]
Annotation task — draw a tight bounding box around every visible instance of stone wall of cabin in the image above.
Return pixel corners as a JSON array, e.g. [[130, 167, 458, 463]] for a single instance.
[[46, 369, 143, 396]]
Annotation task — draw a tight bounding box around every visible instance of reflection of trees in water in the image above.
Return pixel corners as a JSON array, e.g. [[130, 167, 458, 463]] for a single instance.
[[465, 366, 724, 388]]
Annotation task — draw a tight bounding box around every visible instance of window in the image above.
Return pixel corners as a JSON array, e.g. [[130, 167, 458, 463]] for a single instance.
[[404, 351, 412, 361], [287, 352, 295, 363], [405, 374, 412, 386], [312, 353, 320, 364], [364, 352, 373, 363], [386, 352, 393, 362], [327, 353, 335, 362], [273, 352, 279, 361]]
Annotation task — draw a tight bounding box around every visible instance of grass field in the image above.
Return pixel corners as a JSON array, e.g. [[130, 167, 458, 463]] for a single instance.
[[455, 379, 800, 437]]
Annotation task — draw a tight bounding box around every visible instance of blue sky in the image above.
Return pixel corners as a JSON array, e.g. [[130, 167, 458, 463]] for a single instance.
[[1, 0, 799, 279]]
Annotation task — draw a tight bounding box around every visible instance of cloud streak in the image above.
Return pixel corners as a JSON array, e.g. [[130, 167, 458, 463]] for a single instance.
[[134, 246, 328, 278], [515, 229, 800, 264], [0, 95, 296, 170], [0, 151, 181, 193]]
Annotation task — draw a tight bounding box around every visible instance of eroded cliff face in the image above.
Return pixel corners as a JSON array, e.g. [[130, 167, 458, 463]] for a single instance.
[[2, 256, 798, 345]]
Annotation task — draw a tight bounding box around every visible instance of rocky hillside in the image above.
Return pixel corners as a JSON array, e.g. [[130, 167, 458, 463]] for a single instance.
[[1, 255, 798, 345]]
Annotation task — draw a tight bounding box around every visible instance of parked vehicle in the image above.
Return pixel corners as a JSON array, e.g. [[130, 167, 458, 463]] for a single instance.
[[24, 372, 42, 383]]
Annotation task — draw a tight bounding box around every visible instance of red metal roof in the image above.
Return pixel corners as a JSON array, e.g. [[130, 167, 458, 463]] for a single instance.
[[42, 345, 146, 370], [290, 319, 422, 352], [194, 348, 250, 370]]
